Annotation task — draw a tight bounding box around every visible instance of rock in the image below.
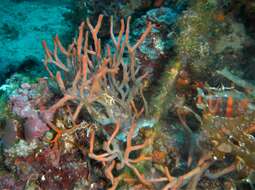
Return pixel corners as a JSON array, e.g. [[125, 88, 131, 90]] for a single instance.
[[2, 119, 22, 148]]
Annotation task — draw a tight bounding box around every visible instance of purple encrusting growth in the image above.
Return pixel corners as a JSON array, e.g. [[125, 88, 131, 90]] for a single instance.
[[2, 119, 20, 148], [9, 83, 49, 141]]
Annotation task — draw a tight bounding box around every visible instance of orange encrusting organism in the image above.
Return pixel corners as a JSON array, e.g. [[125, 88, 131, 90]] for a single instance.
[[214, 11, 225, 22], [153, 0, 165, 7], [225, 96, 233, 118], [196, 95, 203, 107]]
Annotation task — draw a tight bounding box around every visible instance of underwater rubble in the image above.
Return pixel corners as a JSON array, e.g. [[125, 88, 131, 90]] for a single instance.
[[0, 0, 255, 189]]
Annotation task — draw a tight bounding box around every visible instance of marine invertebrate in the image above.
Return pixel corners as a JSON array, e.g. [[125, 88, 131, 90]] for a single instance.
[[89, 118, 152, 189], [42, 15, 152, 132], [39, 16, 156, 188], [154, 154, 213, 190]]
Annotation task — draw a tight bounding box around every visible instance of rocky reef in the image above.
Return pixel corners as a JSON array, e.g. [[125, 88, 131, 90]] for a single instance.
[[0, 0, 255, 189]]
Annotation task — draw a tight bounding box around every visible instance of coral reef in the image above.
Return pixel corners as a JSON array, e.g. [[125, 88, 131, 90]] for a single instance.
[[1, 0, 255, 189], [9, 81, 50, 142], [41, 15, 152, 139]]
